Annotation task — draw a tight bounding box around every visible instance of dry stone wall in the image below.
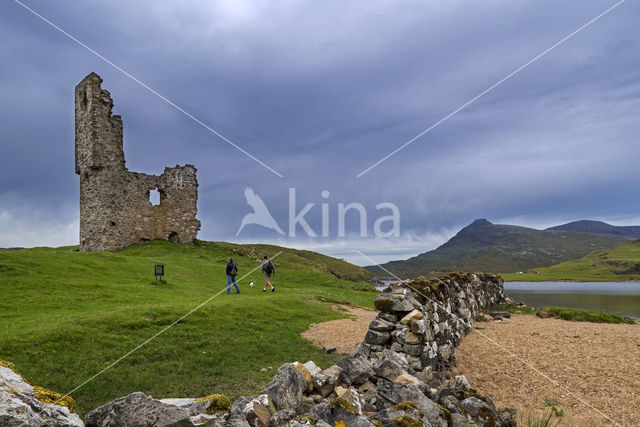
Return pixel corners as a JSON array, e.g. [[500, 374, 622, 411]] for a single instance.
[[75, 73, 200, 252], [367, 272, 509, 383]]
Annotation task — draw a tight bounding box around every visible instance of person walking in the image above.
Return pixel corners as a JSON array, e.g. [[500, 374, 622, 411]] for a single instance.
[[261, 255, 276, 292], [226, 257, 240, 294]]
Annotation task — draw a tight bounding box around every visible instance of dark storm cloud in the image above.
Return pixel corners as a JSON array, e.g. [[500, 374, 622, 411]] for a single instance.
[[1, 0, 639, 263]]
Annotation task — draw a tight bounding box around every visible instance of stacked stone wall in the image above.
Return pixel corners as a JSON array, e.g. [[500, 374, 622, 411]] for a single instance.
[[366, 272, 508, 381]]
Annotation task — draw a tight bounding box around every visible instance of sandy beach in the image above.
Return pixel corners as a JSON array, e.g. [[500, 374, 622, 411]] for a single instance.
[[454, 314, 640, 426]]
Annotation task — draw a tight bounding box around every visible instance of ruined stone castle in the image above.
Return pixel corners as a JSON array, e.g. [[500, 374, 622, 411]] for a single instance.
[[75, 73, 200, 252]]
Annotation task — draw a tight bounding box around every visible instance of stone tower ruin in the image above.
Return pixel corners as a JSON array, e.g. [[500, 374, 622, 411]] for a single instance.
[[75, 72, 200, 252]]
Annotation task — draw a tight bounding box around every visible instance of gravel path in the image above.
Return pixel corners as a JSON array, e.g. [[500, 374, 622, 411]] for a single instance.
[[454, 314, 640, 426], [301, 305, 377, 355]]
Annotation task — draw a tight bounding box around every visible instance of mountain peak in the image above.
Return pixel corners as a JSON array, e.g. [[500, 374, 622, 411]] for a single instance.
[[468, 218, 492, 228]]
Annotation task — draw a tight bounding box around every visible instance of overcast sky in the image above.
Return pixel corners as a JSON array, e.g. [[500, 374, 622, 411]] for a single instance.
[[1, 0, 639, 264]]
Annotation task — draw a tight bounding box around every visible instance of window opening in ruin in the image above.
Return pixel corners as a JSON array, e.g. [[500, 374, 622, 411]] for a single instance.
[[168, 232, 179, 243], [81, 91, 87, 110], [84, 172, 89, 180], [149, 188, 160, 206], [110, 221, 116, 226]]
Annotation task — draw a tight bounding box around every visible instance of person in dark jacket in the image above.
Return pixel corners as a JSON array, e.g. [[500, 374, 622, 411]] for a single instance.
[[261, 255, 276, 292], [226, 257, 240, 294]]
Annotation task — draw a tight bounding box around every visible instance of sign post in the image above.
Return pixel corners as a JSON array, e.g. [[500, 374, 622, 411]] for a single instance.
[[155, 264, 165, 282]]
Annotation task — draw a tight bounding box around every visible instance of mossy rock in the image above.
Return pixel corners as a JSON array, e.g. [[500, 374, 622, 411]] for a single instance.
[[392, 401, 424, 418], [197, 393, 231, 414], [331, 397, 359, 415], [372, 420, 384, 427], [392, 415, 422, 427], [434, 402, 453, 426], [33, 386, 76, 413]]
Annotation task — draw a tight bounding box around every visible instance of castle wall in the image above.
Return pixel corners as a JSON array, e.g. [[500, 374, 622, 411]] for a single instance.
[[75, 73, 200, 252]]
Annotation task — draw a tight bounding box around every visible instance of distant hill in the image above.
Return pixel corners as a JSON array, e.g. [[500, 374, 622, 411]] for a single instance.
[[547, 220, 640, 239], [503, 239, 640, 282], [367, 219, 630, 278]]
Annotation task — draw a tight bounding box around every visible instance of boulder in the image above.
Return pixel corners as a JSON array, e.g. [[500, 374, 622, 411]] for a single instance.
[[393, 373, 425, 390], [341, 386, 363, 415], [374, 350, 411, 381], [229, 396, 254, 419], [336, 355, 374, 386], [459, 397, 498, 425], [364, 329, 390, 345], [376, 380, 447, 427], [302, 361, 321, 378], [0, 365, 83, 427], [453, 375, 470, 391], [295, 395, 315, 415], [351, 342, 372, 358], [400, 309, 424, 325], [269, 409, 297, 426], [438, 344, 453, 361], [314, 365, 341, 397], [374, 294, 420, 313], [293, 362, 314, 393], [451, 412, 479, 426], [378, 313, 398, 323], [368, 317, 396, 332], [261, 364, 307, 411], [165, 413, 225, 427], [85, 392, 208, 427], [369, 408, 406, 426], [410, 318, 427, 335], [403, 344, 423, 356], [242, 394, 275, 427], [403, 331, 422, 345]]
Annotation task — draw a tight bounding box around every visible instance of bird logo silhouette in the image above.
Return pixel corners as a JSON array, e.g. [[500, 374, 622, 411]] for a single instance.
[[236, 187, 285, 236]]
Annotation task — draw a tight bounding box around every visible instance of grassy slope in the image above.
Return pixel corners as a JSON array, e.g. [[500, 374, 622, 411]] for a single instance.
[[0, 239, 375, 415], [503, 239, 640, 282]]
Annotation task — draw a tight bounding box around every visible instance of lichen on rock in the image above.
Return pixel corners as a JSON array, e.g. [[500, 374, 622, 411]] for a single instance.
[[392, 415, 422, 427], [33, 385, 76, 413], [331, 397, 359, 415], [196, 393, 231, 414]]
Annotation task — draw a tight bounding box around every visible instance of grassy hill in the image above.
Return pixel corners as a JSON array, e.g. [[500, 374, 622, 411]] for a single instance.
[[0, 239, 374, 415], [503, 239, 640, 282], [547, 220, 640, 238], [367, 219, 630, 279]]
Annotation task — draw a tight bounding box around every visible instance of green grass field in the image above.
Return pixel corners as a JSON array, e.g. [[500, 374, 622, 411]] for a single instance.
[[502, 239, 640, 282], [0, 239, 376, 415]]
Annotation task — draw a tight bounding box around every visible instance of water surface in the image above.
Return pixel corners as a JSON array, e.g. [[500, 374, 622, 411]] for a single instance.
[[505, 281, 640, 319]]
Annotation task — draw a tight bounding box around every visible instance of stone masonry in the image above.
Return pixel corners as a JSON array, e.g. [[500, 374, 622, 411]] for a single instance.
[[75, 73, 200, 251]]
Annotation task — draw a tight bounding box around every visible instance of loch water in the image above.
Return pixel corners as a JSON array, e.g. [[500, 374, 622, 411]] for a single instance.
[[504, 281, 640, 319]]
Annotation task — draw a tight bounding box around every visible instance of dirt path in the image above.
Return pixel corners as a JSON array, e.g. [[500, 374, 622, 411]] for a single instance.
[[454, 315, 640, 426], [301, 305, 377, 354]]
